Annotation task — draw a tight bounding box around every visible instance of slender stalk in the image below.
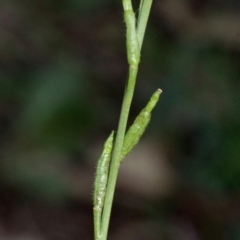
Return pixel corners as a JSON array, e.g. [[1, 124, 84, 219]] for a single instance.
[[137, 0, 153, 49], [96, 1, 153, 239], [100, 66, 138, 240]]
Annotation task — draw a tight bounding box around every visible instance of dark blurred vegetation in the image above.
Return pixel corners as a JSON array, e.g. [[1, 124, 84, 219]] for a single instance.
[[0, 0, 239, 239]]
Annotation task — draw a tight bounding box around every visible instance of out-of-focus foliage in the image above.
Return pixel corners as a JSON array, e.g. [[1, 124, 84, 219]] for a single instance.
[[16, 59, 92, 148], [0, 0, 239, 239], [154, 45, 240, 194]]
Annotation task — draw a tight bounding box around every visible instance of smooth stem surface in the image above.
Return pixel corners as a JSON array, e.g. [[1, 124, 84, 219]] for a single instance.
[[137, 0, 153, 49], [100, 65, 138, 240], [98, 1, 153, 239]]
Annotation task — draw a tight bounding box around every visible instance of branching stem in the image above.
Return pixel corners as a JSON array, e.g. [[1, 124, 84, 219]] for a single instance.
[[93, 1, 154, 239]]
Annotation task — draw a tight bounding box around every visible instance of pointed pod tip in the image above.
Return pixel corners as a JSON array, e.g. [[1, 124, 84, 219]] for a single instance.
[[152, 88, 162, 100], [145, 89, 162, 112]]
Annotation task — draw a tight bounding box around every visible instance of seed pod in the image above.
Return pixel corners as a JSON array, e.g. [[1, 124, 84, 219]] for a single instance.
[[120, 89, 162, 162], [93, 131, 114, 239], [124, 10, 140, 66]]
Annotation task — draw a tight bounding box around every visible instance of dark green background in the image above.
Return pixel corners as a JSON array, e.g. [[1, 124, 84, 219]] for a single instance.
[[0, 0, 239, 239]]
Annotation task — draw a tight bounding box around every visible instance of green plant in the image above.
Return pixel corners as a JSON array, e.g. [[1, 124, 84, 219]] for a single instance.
[[93, 1, 161, 239]]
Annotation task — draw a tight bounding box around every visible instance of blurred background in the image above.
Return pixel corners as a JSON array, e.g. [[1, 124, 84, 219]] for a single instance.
[[0, 0, 239, 239]]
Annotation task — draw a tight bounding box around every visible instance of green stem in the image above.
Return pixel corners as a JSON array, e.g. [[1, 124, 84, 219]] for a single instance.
[[100, 65, 138, 240], [98, 1, 153, 239], [137, 0, 153, 49]]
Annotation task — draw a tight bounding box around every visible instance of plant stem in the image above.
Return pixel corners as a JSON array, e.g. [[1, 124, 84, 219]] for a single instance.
[[100, 65, 138, 240], [98, 1, 153, 239], [137, 0, 153, 49]]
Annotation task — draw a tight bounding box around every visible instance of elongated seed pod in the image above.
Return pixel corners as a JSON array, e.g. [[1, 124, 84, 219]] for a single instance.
[[124, 10, 140, 66], [120, 89, 162, 162], [93, 131, 114, 240]]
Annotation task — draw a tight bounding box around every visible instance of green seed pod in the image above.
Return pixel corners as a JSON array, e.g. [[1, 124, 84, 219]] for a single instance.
[[124, 10, 140, 66], [120, 89, 162, 162], [93, 131, 114, 239]]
